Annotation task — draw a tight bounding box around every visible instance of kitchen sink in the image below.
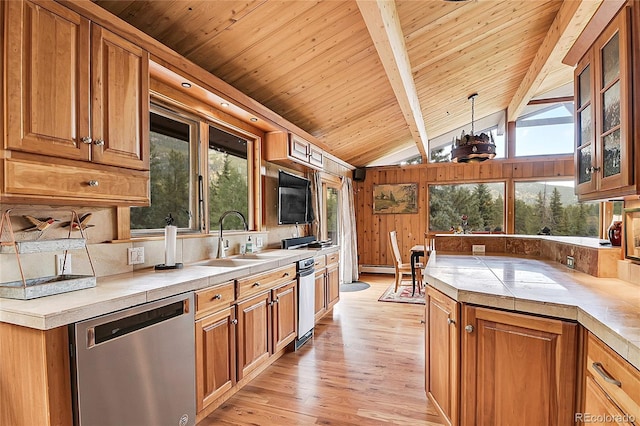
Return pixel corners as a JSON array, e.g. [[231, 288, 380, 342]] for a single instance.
[[196, 258, 262, 267], [239, 251, 287, 259]]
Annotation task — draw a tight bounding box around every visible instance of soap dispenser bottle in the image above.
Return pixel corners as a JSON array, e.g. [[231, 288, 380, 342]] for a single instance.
[[246, 236, 253, 253]]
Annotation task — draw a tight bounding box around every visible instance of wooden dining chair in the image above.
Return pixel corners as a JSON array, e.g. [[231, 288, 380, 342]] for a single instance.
[[389, 231, 422, 293]]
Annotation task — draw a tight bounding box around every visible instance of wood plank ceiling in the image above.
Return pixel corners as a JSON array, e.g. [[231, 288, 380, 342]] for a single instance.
[[93, 0, 600, 168]]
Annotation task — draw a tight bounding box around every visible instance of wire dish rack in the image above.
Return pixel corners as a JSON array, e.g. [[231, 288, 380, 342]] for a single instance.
[[0, 209, 96, 299]]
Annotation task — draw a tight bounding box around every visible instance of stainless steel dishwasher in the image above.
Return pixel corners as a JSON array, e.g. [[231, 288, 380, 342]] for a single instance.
[[70, 292, 196, 426]]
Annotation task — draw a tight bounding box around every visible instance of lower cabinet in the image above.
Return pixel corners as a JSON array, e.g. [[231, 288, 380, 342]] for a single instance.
[[425, 286, 459, 426], [314, 255, 327, 322], [461, 304, 578, 425], [326, 261, 340, 310], [235, 264, 298, 381], [314, 251, 340, 324], [236, 291, 271, 380], [425, 287, 578, 426], [195, 306, 236, 412], [581, 332, 640, 424], [272, 280, 298, 353]]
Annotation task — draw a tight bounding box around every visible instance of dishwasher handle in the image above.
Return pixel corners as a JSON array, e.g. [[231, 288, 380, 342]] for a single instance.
[[298, 267, 315, 278], [87, 299, 188, 347]]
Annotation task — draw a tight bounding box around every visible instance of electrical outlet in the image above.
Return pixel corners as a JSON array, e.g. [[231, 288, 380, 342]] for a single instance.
[[56, 254, 72, 275], [128, 247, 145, 265], [472, 244, 485, 255], [566, 255, 575, 269], [256, 236, 263, 248]]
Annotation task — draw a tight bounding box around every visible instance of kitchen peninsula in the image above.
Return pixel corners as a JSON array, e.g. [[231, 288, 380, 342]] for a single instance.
[[424, 251, 640, 425]]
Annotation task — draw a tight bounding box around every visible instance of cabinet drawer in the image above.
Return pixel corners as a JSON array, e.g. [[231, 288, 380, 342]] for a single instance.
[[326, 251, 339, 266], [313, 256, 326, 269], [3, 157, 149, 206], [586, 333, 640, 419], [237, 264, 296, 300], [195, 281, 235, 319]]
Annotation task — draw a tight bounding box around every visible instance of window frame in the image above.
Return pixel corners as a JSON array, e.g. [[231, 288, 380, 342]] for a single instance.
[[321, 175, 341, 244], [128, 98, 262, 237], [130, 104, 201, 237], [202, 120, 259, 233]]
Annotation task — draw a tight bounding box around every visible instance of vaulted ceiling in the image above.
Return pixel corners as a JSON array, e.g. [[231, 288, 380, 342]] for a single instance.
[[93, 0, 602, 168]]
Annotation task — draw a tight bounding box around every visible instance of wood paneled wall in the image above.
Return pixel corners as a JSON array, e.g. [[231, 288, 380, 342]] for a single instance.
[[354, 155, 574, 267]]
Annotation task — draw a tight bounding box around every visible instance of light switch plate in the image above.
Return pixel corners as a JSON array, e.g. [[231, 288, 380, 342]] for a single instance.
[[256, 236, 264, 248], [128, 247, 145, 265]]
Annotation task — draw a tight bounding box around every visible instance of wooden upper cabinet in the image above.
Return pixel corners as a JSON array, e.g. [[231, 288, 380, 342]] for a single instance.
[[5, 0, 149, 171], [5, 0, 91, 160], [91, 25, 149, 170], [574, 5, 634, 200], [264, 131, 324, 172]]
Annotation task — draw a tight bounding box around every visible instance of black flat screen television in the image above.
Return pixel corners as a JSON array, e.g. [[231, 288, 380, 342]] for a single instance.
[[278, 170, 313, 225]]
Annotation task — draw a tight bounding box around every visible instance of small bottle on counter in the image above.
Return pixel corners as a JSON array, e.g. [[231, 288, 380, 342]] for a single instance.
[[246, 236, 253, 253]]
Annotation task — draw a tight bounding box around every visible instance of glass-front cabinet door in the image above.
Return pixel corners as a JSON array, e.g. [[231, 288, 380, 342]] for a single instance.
[[575, 54, 596, 195], [574, 7, 633, 199], [596, 11, 632, 192]]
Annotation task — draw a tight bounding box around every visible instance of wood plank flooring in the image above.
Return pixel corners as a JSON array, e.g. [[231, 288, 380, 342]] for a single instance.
[[199, 273, 445, 425]]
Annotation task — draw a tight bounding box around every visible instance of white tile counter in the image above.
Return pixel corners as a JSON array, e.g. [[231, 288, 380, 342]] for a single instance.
[[0, 247, 338, 330], [424, 252, 640, 370]]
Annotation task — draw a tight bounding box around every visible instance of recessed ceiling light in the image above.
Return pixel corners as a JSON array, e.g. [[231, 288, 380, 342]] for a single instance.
[[250, 117, 258, 122], [181, 82, 191, 88], [221, 102, 229, 107]]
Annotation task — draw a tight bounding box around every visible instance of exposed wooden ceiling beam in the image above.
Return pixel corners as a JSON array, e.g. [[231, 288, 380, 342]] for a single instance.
[[507, 0, 603, 121], [357, 0, 428, 161]]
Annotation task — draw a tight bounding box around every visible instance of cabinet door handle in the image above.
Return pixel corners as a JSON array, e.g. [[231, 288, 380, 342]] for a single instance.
[[88, 180, 99, 187], [592, 362, 621, 387], [211, 294, 222, 300], [93, 139, 105, 146], [420, 319, 426, 324], [283, 272, 289, 277], [447, 318, 456, 325], [231, 319, 238, 325], [252, 282, 260, 287], [81, 136, 92, 144], [465, 325, 474, 333]]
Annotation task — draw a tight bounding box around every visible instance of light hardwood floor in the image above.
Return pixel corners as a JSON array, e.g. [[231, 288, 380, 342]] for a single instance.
[[200, 273, 445, 425]]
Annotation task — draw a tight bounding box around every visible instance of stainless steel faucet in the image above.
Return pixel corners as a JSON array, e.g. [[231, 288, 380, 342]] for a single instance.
[[215, 210, 248, 258]]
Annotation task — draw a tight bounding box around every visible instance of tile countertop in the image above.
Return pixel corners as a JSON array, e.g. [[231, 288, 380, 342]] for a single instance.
[[424, 251, 640, 370], [0, 247, 338, 330]]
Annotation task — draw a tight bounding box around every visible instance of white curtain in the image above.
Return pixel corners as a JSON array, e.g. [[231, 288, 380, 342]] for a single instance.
[[340, 177, 359, 283]]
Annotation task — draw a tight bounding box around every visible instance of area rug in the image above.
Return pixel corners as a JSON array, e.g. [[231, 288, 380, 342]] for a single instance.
[[340, 281, 371, 292], [378, 284, 425, 304]]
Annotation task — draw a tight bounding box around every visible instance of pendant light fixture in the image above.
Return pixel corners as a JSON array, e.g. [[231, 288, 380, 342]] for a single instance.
[[451, 93, 496, 163]]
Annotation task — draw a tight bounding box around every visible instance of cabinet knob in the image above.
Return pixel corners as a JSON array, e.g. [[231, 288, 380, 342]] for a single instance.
[[420, 319, 426, 324], [465, 325, 474, 333], [283, 272, 289, 277], [231, 319, 238, 325], [88, 180, 99, 187], [81, 136, 92, 144], [447, 318, 456, 325], [212, 294, 222, 300], [93, 139, 105, 146], [252, 282, 260, 287]]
